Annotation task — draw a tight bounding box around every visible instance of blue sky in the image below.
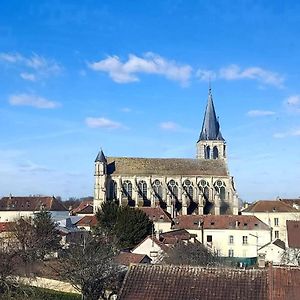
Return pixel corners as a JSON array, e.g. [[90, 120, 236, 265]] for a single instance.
[[1, 1, 300, 201]]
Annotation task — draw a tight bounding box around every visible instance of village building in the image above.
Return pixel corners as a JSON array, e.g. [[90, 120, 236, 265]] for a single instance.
[[241, 200, 300, 244], [93, 88, 239, 217], [118, 264, 300, 300], [0, 195, 69, 222], [173, 215, 271, 260], [258, 239, 286, 265]]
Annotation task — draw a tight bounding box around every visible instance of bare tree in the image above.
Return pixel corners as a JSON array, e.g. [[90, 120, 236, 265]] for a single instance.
[[163, 241, 224, 267], [281, 247, 300, 266], [56, 232, 124, 300]]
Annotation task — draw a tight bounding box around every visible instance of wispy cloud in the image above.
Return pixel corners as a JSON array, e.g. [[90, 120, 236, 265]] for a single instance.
[[273, 129, 300, 138], [85, 117, 123, 129], [284, 95, 300, 113], [9, 93, 60, 109], [88, 52, 192, 85], [159, 121, 180, 131], [18, 160, 52, 173], [247, 110, 275, 117], [197, 64, 284, 88], [0, 52, 62, 81]]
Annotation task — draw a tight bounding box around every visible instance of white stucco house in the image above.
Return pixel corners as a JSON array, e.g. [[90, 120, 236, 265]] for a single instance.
[[173, 215, 271, 259], [258, 239, 286, 265], [0, 195, 69, 222]]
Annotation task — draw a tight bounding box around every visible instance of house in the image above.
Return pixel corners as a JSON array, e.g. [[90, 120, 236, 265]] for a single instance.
[[173, 215, 271, 259], [279, 198, 300, 210], [118, 264, 300, 300], [258, 239, 286, 265], [71, 199, 94, 216], [241, 200, 300, 243], [131, 235, 170, 264], [115, 252, 151, 266], [0, 195, 69, 222], [75, 215, 98, 231], [138, 207, 172, 233]]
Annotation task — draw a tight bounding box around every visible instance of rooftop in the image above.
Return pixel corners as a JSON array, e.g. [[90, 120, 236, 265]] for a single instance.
[[0, 196, 68, 212], [287, 220, 300, 248], [75, 215, 98, 227], [139, 207, 172, 223], [115, 252, 151, 266], [107, 157, 228, 176], [173, 215, 270, 230], [242, 200, 299, 213]]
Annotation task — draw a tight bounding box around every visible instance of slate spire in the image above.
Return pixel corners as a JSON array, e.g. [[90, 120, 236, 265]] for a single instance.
[[95, 149, 107, 163], [198, 87, 224, 141]]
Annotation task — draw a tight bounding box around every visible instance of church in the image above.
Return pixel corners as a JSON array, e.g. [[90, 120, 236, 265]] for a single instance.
[[93, 88, 239, 217]]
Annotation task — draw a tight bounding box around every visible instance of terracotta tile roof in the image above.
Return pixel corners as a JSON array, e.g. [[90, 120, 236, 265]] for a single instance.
[[0, 222, 14, 232], [75, 215, 97, 227], [138, 207, 172, 223], [107, 157, 228, 176], [72, 200, 94, 215], [0, 196, 67, 212], [118, 264, 268, 300], [271, 266, 300, 300], [279, 199, 300, 209], [115, 252, 151, 266], [159, 229, 196, 245], [286, 220, 300, 248], [173, 215, 270, 230], [242, 200, 299, 213]]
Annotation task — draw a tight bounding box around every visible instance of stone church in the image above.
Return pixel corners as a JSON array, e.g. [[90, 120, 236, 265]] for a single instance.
[[94, 88, 238, 216]]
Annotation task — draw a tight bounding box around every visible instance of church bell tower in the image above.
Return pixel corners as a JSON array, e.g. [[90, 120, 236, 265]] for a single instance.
[[196, 87, 226, 160]]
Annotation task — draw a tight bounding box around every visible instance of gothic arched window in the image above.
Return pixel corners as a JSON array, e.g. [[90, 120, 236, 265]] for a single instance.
[[213, 146, 219, 159], [199, 179, 210, 201], [138, 180, 147, 199], [205, 146, 210, 159], [122, 180, 132, 198], [214, 180, 226, 201], [153, 179, 163, 201], [109, 180, 117, 200], [183, 179, 193, 200], [168, 179, 178, 199]]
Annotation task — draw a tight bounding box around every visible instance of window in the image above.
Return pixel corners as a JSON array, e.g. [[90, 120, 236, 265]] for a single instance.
[[242, 236, 248, 245], [214, 180, 226, 201], [229, 235, 234, 244], [168, 180, 178, 200], [183, 179, 193, 200], [207, 235, 212, 243], [274, 230, 279, 239], [153, 179, 162, 201], [213, 146, 219, 159], [205, 146, 210, 159], [199, 180, 210, 201], [122, 180, 132, 198], [228, 249, 234, 257], [109, 180, 117, 200], [274, 218, 279, 226], [138, 180, 147, 199]]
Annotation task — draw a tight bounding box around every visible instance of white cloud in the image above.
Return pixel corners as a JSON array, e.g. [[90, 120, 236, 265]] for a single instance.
[[9, 94, 60, 109], [285, 95, 300, 106], [88, 52, 192, 85], [273, 129, 300, 138], [160, 121, 180, 131], [20, 72, 37, 81], [0, 52, 62, 81], [85, 117, 123, 129], [197, 64, 284, 88], [247, 110, 275, 117]]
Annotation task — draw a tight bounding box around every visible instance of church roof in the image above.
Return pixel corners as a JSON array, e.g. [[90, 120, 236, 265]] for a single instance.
[[106, 157, 228, 177], [95, 149, 107, 163], [198, 88, 224, 141]]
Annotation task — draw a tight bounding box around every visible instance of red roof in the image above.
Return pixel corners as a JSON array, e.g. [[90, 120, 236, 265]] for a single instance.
[[173, 215, 270, 230], [242, 200, 298, 213], [138, 207, 172, 223], [115, 252, 151, 266], [159, 229, 196, 245], [287, 220, 300, 248], [0, 196, 67, 212], [118, 264, 300, 300], [71, 199, 94, 215], [75, 215, 97, 227]]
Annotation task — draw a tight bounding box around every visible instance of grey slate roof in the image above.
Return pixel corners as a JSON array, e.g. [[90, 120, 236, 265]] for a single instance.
[[106, 157, 228, 176], [95, 149, 107, 163], [198, 88, 224, 141]]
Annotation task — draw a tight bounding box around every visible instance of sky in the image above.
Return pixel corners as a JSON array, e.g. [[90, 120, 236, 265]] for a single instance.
[[1, 0, 300, 202]]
